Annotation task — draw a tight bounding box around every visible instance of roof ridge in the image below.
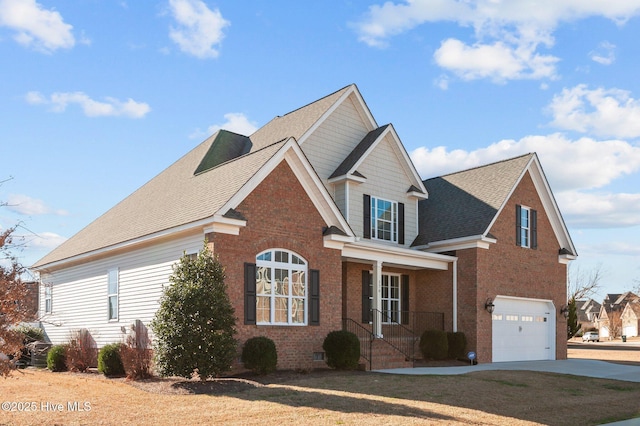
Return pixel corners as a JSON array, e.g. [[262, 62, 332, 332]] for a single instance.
[[277, 84, 355, 118], [424, 152, 534, 181]]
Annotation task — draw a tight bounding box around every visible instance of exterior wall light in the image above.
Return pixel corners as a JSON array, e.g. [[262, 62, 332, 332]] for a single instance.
[[560, 305, 569, 319], [484, 298, 495, 314]]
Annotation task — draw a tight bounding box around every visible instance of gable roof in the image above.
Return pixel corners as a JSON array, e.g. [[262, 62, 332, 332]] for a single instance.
[[249, 84, 370, 152], [414, 153, 577, 257]]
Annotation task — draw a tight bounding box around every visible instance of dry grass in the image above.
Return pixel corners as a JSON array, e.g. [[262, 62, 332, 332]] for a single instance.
[[2, 362, 639, 426]]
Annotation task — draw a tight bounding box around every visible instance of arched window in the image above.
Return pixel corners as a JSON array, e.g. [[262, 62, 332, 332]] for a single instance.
[[255, 249, 307, 325]]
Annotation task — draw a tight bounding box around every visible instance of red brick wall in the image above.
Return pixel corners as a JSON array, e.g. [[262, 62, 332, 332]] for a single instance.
[[468, 171, 568, 362], [208, 161, 343, 371]]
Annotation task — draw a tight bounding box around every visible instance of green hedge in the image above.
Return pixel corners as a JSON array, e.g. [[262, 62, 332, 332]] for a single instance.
[[447, 332, 467, 359], [98, 343, 126, 377], [46, 345, 67, 372], [241, 336, 277, 375], [323, 330, 360, 370], [419, 329, 448, 360]]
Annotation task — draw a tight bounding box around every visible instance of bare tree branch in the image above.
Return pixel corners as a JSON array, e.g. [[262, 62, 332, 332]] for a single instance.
[[568, 263, 604, 301]]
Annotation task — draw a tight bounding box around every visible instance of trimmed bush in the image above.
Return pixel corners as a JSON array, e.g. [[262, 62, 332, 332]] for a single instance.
[[241, 336, 277, 375], [323, 330, 360, 370], [447, 332, 467, 359], [47, 344, 67, 372], [419, 329, 448, 360], [98, 343, 126, 377]]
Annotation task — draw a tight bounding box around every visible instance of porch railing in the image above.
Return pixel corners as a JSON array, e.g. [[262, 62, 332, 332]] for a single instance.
[[342, 318, 373, 370], [372, 309, 417, 361]]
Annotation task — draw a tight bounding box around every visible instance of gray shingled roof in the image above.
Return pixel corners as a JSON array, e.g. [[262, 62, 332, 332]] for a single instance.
[[413, 153, 534, 246], [33, 86, 359, 269], [329, 125, 389, 179], [33, 138, 286, 268], [250, 85, 352, 151]]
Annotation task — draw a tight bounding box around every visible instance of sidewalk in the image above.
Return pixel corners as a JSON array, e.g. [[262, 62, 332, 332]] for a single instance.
[[375, 358, 640, 383]]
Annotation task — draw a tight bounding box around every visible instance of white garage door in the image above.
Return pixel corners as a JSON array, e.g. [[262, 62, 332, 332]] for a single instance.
[[492, 296, 555, 362]]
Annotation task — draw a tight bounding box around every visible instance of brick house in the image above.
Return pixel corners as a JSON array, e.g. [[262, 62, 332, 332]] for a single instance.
[[32, 84, 576, 370]]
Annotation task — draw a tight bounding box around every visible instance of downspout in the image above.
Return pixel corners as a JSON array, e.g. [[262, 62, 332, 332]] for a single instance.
[[453, 258, 458, 332]]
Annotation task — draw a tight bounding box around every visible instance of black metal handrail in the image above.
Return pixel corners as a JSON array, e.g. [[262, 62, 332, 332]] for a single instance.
[[372, 309, 417, 361], [342, 318, 373, 371]]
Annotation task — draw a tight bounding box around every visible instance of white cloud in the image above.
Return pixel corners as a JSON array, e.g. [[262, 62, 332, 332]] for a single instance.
[[547, 85, 640, 139], [434, 38, 558, 82], [190, 112, 258, 139], [353, 0, 640, 82], [22, 231, 67, 250], [410, 133, 640, 191], [0, 0, 75, 53], [25, 91, 151, 118], [168, 0, 229, 59], [590, 41, 616, 65], [6, 194, 67, 216], [557, 191, 640, 228]]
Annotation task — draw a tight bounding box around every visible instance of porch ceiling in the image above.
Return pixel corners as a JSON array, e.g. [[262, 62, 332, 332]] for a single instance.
[[341, 240, 454, 271]]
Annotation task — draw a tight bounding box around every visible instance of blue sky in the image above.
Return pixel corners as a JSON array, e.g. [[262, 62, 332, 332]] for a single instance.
[[1, 0, 639, 300]]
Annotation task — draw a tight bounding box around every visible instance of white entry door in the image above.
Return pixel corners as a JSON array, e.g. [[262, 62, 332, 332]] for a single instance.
[[492, 296, 555, 362]]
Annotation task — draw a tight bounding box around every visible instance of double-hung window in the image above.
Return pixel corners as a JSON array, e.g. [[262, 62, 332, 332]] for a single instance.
[[371, 196, 398, 242], [516, 205, 537, 249], [108, 268, 119, 321], [256, 249, 307, 325], [44, 285, 52, 314]]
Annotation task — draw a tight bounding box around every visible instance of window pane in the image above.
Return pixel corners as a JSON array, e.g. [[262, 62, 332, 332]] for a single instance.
[[257, 267, 271, 295], [108, 296, 118, 320], [257, 296, 270, 322], [292, 298, 304, 324], [275, 297, 288, 322], [275, 251, 288, 263], [275, 269, 288, 295], [257, 252, 271, 261], [292, 271, 305, 296]]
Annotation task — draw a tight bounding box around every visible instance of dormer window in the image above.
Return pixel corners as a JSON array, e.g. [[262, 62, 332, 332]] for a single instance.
[[363, 195, 405, 244]]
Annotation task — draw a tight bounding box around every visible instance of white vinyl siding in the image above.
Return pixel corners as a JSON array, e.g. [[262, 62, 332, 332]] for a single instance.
[[38, 233, 203, 348], [350, 135, 419, 246], [300, 98, 370, 185]]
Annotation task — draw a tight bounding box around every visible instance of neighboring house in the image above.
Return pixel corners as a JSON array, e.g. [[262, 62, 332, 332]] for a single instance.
[[32, 84, 576, 370], [621, 300, 640, 337], [577, 298, 601, 332], [597, 292, 640, 339]]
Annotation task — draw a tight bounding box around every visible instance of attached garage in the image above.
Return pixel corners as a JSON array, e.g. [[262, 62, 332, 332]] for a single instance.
[[492, 296, 556, 362]]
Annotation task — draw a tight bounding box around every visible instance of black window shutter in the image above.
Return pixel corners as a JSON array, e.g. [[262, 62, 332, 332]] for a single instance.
[[398, 202, 405, 245], [401, 275, 409, 325], [363, 194, 371, 239], [309, 269, 320, 325], [362, 270, 371, 323], [531, 209, 538, 249], [244, 263, 256, 325], [515, 204, 522, 246]]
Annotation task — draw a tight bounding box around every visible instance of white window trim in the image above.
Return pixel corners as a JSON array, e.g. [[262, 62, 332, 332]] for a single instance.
[[520, 205, 531, 248], [370, 196, 398, 243], [44, 284, 52, 314], [256, 249, 308, 326], [108, 268, 119, 321]]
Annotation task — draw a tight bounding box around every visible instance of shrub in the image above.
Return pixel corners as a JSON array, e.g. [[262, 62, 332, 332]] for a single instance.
[[151, 245, 237, 379], [447, 332, 467, 359], [120, 320, 153, 380], [15, 325, 45, 343], [323, 330, 360, 370], [419, 329, 448, 360], [241, 336, 277, 375], [98, 343, 125, 377], [47, 344, 67, 372], [65, 329, 97, 372]]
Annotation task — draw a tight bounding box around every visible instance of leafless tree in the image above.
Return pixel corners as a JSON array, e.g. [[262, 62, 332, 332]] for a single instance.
[[567, 263, 604, 301]]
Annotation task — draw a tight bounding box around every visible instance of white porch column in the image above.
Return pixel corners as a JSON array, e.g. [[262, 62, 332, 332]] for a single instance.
[[453, 259, 458, 332], [372, 260, 383, 337]]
